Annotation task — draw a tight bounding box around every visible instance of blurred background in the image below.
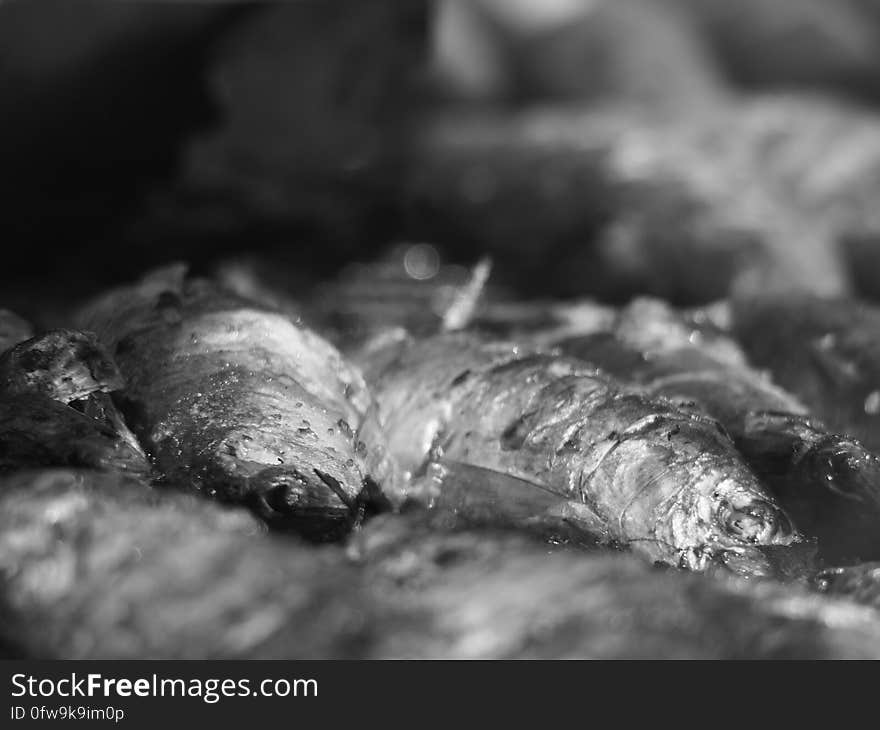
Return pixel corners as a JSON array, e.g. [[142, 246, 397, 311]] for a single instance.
[[5, 0, 880, 319]]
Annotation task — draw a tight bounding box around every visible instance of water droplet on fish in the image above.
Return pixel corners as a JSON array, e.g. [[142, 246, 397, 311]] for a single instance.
[[865, 391, 880, 415], [294, 402, 303, 409]]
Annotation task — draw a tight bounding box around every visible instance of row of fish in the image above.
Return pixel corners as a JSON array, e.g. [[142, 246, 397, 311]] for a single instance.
[[5, 265, 880, 656], [4, 468, 880, 659]]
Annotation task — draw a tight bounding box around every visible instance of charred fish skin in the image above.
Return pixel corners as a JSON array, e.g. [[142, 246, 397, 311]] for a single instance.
[[732, 295, 880, 454], [0, 330, 150, 477], [0, 329, 123, 404], [0, 395, 151, 476], [0, 469, 376, 659], [555, 298, 880, 563], [79, 266, 398, 540], [364, 333, 797, 574]]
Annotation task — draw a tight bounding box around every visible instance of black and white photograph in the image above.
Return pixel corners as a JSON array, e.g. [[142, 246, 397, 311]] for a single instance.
[[4, 0, 880, 675]]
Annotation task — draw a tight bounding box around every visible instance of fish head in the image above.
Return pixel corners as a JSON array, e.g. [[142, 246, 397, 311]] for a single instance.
[[245, 465, 362, 541], [799, 435, 880, 506], [617, 421, 800, 574], [608, 414, 799, 574], [676, 470, 800, 575]]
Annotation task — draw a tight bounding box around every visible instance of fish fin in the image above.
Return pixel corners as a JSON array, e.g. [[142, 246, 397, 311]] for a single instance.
[[441, 257, 492, 332], [416, 458, 606, 543], [416, 458, 558, 509], [533, 500, 613, 545]]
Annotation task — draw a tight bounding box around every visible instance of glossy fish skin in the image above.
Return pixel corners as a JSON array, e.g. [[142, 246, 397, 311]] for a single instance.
[[363, 333, 798, 574], [78, 266, 397, 540], [0, 309, 32, 354], [355, 515, 880, 659], [556, 298, 880, 563], [732, 295, 880, 454], [0, 469, 374, 659]]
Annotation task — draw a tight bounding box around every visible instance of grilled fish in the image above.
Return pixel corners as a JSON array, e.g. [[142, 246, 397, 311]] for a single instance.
[[731, 295, 880, 454], [361, 332, 798, 574], [78, 265, 397, 540], [404, 96, 880, 303], [0, 469, 373, 659], [0, 329, 149, 475], [0, 395, 150, 476], [355, 514, 880, 659], [3, 470, 874, 659], [554, 298, 880, 562]]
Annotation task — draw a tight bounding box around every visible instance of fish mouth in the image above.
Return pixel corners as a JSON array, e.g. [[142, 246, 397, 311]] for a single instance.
[[715, 546, 777, 578], [680, 544, 799, 579]]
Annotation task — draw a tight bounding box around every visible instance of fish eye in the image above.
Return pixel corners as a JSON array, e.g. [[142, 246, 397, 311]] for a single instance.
[[718, 499, 791, 544]]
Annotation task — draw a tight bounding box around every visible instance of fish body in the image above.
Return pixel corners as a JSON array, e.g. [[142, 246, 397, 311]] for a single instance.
[[79, 266, 397, 539], [363, 332, 797, 573], [0, 395, 150, 475], [0, 469, 371, 659], [2, 469, 873, 660], [405, 96, 880, 303], [0, 329, 124, 404], [555, 298, 880, 562], [0, 329, 149, 476], [355, 514, 880, 659], [732, 295, 880, 454]]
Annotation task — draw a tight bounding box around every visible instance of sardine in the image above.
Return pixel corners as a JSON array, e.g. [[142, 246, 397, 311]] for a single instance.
[[0, 395, 150, 476], [0, 328, 124, 403], [0, 469, 373, 659], [555, 298, 880, 563], [355, 514, 880, 659], [405, 96, 880, 303], [4, 470, 875, 659], [731, 295, 880, 454], [361, 332, 798, 574], [78, 265, 397, 540], [0, 329, 149, 475]]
